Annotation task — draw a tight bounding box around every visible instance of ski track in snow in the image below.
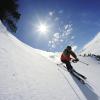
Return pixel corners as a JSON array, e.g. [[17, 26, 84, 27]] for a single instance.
[[0, 21, 100, 100]]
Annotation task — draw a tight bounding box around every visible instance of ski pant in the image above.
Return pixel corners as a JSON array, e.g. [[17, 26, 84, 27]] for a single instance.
[[61, 60, 73, 71]]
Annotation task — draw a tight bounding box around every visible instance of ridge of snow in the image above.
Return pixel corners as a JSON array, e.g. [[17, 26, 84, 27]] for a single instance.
[[81, 32, 100, 55]]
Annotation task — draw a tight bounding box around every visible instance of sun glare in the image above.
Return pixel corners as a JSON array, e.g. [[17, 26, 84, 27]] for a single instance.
[[37, 23, 49, 34]]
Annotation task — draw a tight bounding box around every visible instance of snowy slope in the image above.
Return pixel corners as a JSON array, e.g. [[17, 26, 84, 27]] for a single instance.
[[0, 21, 100, 100], [81, 32, 100, 55]]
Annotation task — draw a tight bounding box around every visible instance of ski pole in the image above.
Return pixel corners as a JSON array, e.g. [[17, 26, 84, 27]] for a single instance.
[[79, 61, 89, 66]]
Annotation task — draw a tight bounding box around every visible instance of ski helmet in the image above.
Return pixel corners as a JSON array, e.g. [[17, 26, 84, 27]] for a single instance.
[[66, 46, 72, 50]]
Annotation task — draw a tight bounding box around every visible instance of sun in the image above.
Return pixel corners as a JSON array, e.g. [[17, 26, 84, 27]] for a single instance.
[[37, 23, 49, 34]]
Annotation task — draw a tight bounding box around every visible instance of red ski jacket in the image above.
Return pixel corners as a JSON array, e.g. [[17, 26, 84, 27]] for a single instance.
[[61, 53, 72, 62]]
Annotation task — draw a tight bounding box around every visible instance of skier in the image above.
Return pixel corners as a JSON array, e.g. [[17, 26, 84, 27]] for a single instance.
[[61, 46, 79, 72], [60, 46, 87, 83]]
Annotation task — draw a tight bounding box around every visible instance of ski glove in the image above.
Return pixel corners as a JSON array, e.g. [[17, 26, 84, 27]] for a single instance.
[[75, 58, 79, 61], [72, 58, 79, 63]]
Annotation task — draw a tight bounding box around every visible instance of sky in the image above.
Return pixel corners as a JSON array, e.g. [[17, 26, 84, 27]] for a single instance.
[[13, 0, 100, 52]]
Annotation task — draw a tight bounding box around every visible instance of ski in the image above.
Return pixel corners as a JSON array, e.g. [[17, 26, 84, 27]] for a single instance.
[[72, 69, 87, 80], [57, 63, 87, 80], [70, 71, 85, 84], [57, 63, 86, 84]]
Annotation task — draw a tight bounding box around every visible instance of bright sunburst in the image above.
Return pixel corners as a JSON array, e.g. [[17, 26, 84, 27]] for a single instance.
[[37, 23, 48, 34]]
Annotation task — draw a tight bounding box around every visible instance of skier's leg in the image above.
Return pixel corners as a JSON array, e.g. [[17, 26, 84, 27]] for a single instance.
[[65, 62, 85, 84], [65, 61, 87, 79], [65, 61, 73, 72]]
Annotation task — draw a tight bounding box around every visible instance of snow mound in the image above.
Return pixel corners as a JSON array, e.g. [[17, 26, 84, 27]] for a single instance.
[[0, 21, 100, 100], [81, 32, 100, 55]]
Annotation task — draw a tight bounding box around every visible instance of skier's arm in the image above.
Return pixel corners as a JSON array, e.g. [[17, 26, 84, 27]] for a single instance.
[[71, 51, 79, 61]]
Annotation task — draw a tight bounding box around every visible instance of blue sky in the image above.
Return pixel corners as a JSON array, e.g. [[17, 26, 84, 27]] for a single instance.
[[14, 0, 100, 52]]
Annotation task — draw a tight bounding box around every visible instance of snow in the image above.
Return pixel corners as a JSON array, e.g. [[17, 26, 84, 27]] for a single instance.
[[81, 32, 100, 55], [0, 20, 100, 100]]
